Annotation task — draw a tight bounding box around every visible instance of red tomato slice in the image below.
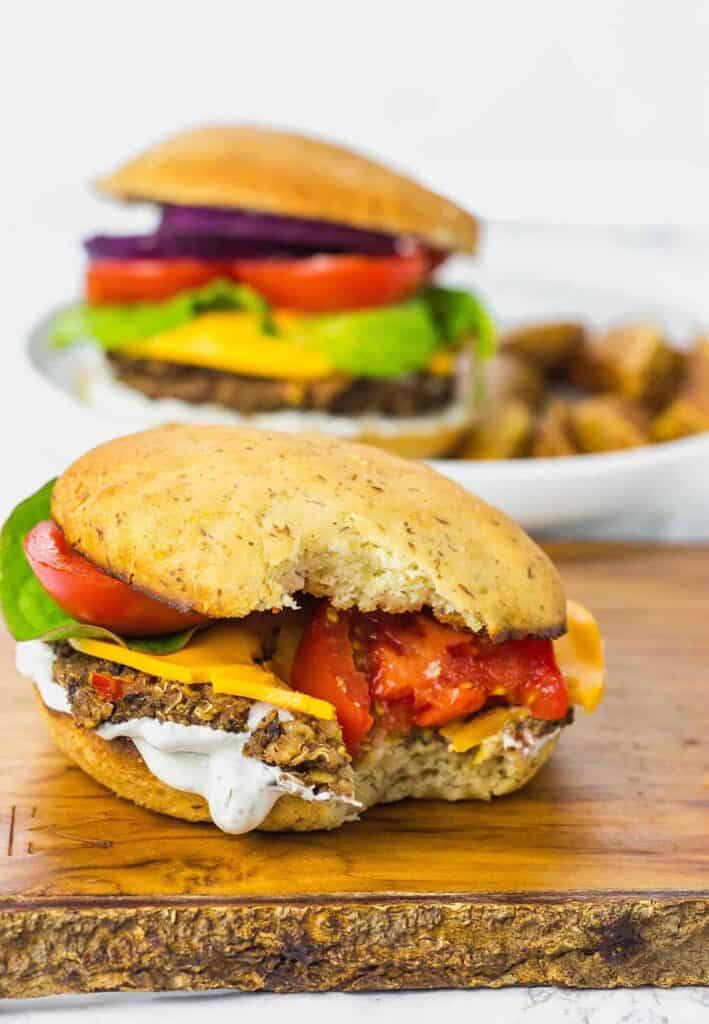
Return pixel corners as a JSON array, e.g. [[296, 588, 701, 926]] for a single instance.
[[24, 520, 208, 636], [290, 603, 373, 752], [86, 259, 225, 304], [363, 612, 568, 727], [230, 251, 429, 312]]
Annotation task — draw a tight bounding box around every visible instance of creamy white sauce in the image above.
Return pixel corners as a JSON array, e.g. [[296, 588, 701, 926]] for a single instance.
[[17, 641, 71, 713], [502, 720, 560, 759], [56, 344, 474, 438], [16, 640, 353, 834]]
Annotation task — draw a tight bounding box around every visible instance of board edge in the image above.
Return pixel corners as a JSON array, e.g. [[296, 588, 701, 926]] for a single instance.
[[1, 895, 707, 996]]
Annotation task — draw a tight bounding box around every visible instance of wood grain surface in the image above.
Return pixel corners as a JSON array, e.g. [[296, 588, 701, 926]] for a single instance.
[[0, 542, 707, 995]]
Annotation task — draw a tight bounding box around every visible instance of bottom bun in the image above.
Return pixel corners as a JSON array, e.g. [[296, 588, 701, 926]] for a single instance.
[[38, 697, 348, 832], [38, 697, 560, 833]]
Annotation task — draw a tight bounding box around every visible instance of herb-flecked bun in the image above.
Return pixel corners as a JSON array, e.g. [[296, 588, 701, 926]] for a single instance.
[[95, 125, 479, 254], [51, 424, 566, 640]]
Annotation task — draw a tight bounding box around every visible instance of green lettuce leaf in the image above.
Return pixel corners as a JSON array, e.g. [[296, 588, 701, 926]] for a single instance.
[[125, 628, 201, 654], [33, 622, 200, 654], [304, 298, 440, 378], [48, 272, 495, 379], [0, 480, 197, 653], [421, 286, 497, 359], [299, 288, 496, 378], [0, 479, 66, 640], [49, 279, 269, 351]]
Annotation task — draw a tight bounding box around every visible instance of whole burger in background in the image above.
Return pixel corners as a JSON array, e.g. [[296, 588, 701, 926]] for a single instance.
[[50, 125, 493, 458]]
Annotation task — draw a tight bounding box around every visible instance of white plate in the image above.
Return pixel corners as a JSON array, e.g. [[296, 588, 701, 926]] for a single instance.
[[431, 434, 709, 532], [26, 271, 709, 532]]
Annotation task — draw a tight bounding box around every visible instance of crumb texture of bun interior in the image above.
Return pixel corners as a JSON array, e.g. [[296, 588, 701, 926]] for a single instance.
[[95, 124, 478, 254], [52, 425, 565, 640]]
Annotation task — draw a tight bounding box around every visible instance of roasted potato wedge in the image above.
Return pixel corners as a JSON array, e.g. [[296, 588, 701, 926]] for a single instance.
[[461, 399, 533, 460], [571, 396, 650, 453], [531, 400, 578, 457], [449, 317, 697, 462], [500, 321, 586, 370], [651, 338, 709, 441], [570, 322, 681, 406], [484, 352, 546, 407]]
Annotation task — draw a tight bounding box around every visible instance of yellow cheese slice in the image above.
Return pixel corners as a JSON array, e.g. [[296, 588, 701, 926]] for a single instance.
[[156, 622, 264, 672], [70, 621, 336, 721], [427, 350, 455, 376], [121, 311, 334, 380], [119, 309, 453, 383], [553, 600, 606, 713], [70, 637, 197, 683], [70, 622, 264, 684], [439, 707, 528, 754], [209, 667, 335, 720]]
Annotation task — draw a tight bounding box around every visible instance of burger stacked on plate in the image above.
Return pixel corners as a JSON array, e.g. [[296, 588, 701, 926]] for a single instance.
[[1, 426, 605, 833], [51, 126, 494, 458]]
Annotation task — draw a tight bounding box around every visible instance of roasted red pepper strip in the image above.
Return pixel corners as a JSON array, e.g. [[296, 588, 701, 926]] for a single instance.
[[291, 605, 569, 749], [363, 611, 568, 728], [89, 672, 124, 702]]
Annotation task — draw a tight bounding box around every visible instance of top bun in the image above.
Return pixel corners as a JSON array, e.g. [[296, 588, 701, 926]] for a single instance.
[[95, 125, 479, 255], [52, 425, 565, 640]]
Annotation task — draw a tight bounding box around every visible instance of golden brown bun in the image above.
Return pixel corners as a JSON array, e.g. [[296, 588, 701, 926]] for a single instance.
[[52, 425, 566, 640], [96, 125, 479, 254], [38, 699, 559, 831]]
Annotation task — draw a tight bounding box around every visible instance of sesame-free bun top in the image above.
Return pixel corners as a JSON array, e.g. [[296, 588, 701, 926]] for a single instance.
[[51, 425, 565, 640], [95, 125, 479, 254]]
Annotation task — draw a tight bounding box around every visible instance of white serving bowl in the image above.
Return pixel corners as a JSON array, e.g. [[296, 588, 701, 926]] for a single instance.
[[430, 433, 709, 532]]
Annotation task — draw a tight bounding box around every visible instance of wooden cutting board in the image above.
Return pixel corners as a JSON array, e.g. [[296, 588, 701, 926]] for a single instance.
[[0, 542, 707, 997]]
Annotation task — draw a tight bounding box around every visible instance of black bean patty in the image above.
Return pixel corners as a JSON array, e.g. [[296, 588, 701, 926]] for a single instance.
[[52, 645, 353, 797], [108, 354, 456, 417]]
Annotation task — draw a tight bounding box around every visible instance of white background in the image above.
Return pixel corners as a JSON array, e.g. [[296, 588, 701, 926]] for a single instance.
[[1, 2, 708, 1020], [2, 0, 709, 231], [2, 0, 709, 520]]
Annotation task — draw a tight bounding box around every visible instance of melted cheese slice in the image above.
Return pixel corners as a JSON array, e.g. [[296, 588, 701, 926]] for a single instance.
[[427, 350, 455, 376], [70, 622, 334, 720], [119, 310, 455, 383], [121, 311, 334, 381], [209, 667, 335, 720], [440, 707, 528, 754], [553, 600, 606, 713]]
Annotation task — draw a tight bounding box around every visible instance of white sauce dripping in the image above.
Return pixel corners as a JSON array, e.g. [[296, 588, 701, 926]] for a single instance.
[[503, 721, 559, 760], [16, 640, 351, 834], [17, 641, 71, 713]]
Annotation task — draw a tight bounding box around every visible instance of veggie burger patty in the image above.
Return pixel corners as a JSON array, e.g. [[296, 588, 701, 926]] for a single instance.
[[108, 354, 457, 416]]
